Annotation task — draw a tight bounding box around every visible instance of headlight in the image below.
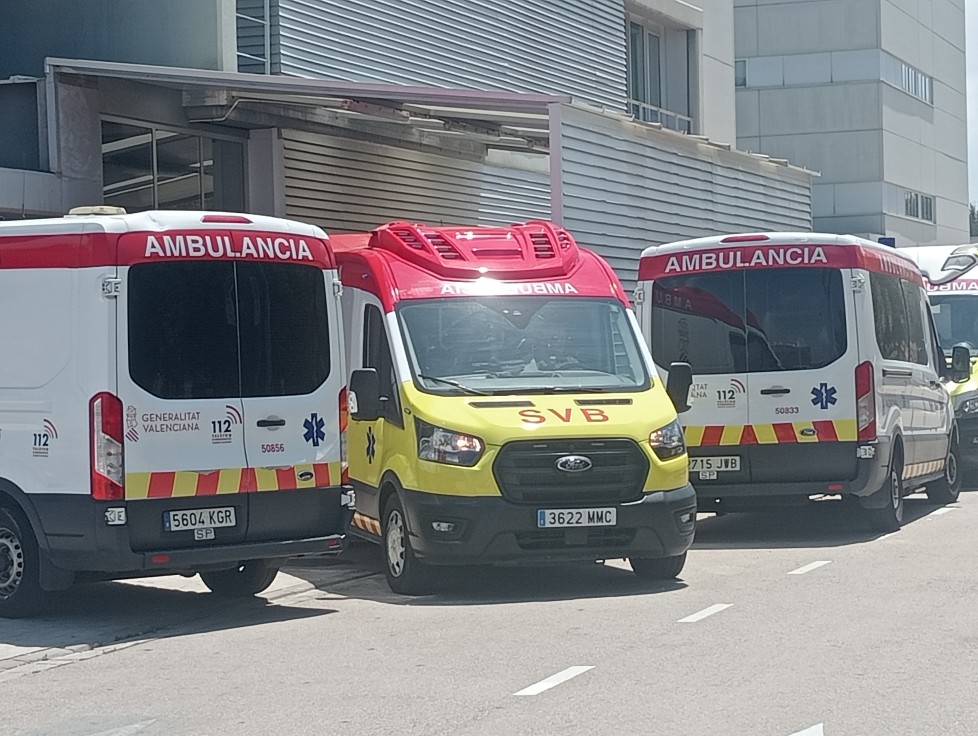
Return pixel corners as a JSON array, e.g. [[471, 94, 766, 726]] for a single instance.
[[959, 397, 978, 415], [649, 419, 686, 460], [416, 419, 484, 466]]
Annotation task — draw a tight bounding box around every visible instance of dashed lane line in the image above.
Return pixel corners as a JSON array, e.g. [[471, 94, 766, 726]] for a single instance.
[[513, 666, 595, 696], [677, 603, 732, 623]]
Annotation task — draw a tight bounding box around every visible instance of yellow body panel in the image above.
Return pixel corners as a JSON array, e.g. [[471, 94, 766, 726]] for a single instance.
[[347, 380, 688, 497]]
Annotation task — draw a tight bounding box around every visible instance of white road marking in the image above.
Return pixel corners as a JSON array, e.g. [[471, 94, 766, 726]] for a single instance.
[[788, 560, 832, 575], [677, 603, 732, 623], [788, 723, 824, 735], [513, 666, 594, 696]]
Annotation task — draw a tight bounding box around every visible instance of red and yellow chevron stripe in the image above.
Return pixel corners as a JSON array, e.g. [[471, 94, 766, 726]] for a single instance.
[[125, 461, 342, 500], [352, 512, 381, 536], [683, 419, 858, 447]]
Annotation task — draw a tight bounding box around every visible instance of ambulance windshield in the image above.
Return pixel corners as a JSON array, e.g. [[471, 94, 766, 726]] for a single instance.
[[650, 267, 848, 374], [930, 294, 978, 354], [397, 297, 650, 394]]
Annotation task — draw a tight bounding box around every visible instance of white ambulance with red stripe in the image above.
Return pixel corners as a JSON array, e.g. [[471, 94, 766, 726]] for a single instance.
[[637, 232, 962, 532], [0, 208, 349, 617]]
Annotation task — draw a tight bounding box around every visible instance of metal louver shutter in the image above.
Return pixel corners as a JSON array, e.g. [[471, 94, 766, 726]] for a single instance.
[[282, 130, 550, 232]]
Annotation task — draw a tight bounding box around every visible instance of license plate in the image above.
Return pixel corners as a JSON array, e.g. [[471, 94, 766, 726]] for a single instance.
[[164, 507, 236, 532], [689, 456, 741, 472], [537, 508, 616, 528]]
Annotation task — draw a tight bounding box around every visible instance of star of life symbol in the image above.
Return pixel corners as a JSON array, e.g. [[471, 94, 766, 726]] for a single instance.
[[366, 426, 377, 463], [303, 412, 326, 447], [811, 383, 837, 410]]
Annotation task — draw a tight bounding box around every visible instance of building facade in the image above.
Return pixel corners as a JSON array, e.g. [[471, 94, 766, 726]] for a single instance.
[[735, 0, 969, 246], [0, 0, 815, 285]]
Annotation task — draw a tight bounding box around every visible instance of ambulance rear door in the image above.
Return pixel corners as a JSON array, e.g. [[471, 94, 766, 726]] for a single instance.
[[647, 271, 751, 486], [232, 230, 346, 543], [740, 264, 859, 485], [116, 229, 251, 551]]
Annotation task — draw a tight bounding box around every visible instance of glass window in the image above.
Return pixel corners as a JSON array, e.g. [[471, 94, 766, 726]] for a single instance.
[[363, 305, 401, 421], [156, 132, 203, 210], [652, 268, 848, 374], [870, 272, 911, 361], [129, 262, 330, 400], [929, 295, 978, 353], [398, 298, 649, 394], [735, 60, 747, 87], [102, 121, 154, 212], [237, 263, 331, 397], [651, 272, 747, 375], [743, 268, 848, 371], [128, 262, 239, 399], [902, 281, 929, 366]]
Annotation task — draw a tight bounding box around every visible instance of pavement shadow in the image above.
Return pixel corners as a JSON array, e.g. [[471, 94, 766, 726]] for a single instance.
[[691, 493, 956, 550], [286, 539, 687, 606], [1, 580, 335, 651]]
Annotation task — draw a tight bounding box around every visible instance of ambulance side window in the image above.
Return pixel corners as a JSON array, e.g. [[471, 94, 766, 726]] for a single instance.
[[363, 305, 402, 426], [870, 273, 911, 362], [900, 281, 929, 367]]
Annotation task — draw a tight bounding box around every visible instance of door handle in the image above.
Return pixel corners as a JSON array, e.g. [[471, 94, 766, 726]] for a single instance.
[[257, 418, 286, 428], [760, 388, 791, 395]]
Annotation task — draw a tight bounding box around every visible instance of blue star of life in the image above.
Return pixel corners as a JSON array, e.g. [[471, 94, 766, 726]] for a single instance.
[[303, 413, 326, 447], [810, 383, 837, 410]]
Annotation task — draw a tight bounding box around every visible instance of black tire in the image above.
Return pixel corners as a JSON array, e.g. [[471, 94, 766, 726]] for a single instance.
[[926, 438, 962, 505], [382, 494, 431, 595], [866, 463, 905, 533], [0, 507, 45, 618], [629, 552, 687, 580], [200, 560, 279, 598]]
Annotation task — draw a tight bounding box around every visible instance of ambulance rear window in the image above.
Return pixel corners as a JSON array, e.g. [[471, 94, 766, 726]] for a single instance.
[[128, 262, 330, 399], [651, 267, 847, 374]]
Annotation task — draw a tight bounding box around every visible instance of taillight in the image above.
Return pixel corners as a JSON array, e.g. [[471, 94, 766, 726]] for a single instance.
[[90, 392, 125, 500], [339, 386, 349, 484], [855, 361, 876, 441]]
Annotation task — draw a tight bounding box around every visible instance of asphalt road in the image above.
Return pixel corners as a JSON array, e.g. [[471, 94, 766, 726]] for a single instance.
[[3, 489, 977, 736]]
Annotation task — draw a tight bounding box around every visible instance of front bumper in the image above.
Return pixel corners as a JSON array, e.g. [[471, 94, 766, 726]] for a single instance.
[[400, 484, 697, 565], [956, 416, 978, 466]]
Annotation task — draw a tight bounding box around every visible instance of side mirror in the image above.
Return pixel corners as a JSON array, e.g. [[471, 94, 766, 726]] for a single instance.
[[349, 368, 382, 421], [665, 362, 693, 414], [950, 344, 972, 383]]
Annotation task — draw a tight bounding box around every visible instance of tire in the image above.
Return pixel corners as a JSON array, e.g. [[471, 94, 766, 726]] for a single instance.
[[629, 552, 687, 580], [866, 463, 905, 533], [200, 560, 279, 598], [0, 507, 45, 618], [926, 439, 962, 505], [382, 494, 431, 595]]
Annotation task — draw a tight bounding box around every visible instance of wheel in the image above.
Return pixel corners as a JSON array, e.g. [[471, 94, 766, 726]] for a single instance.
[[200, 560, 279, 597], [926, 439, 961, 505], [382, 494, 431, 595], [866, 463, 904, 533], [629, 552, 687, 580], [0, 507, 45, 618]]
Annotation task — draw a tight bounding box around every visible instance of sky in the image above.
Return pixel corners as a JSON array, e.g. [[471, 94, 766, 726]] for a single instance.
[[968, 4, 978, 204]]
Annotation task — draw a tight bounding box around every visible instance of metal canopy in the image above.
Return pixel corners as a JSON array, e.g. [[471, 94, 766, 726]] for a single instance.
[[46, 58, 565, 153]]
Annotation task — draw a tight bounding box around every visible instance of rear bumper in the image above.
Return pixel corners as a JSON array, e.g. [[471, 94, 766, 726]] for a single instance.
[[28, 487, 350, 576], [400, 484, 697, 565], [693, 439, 891, 504]]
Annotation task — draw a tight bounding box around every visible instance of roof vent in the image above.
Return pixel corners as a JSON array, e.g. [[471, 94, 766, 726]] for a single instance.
[[427, 232, 463, 260], [529, 232, 557, 259]]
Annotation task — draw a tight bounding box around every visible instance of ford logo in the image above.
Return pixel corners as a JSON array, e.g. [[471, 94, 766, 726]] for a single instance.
[[297, 470, 315, 482], [556, 455, 593, 473]]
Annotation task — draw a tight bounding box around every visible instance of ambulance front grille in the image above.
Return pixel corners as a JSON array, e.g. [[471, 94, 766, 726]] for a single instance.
[[493, 438, 648, 505]]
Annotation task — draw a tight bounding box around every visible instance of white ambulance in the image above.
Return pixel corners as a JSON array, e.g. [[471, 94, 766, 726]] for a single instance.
[[0, 208, 349, 617], [637, 232, 962, 532]]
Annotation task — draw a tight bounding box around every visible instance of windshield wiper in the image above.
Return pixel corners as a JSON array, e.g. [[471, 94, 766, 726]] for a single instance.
[[495, 386, 611, 395], [417, 374, 489, 396]]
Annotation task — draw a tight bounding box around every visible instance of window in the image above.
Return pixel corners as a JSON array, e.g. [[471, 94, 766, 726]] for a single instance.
[[930, 294, 978, 353], [651, 268, 847, 374], [128, 262, 331, 399], [102, 119, 245, 213], [881, 53, 933, 104], [628, 20, 661, 109], [363, 305, 402, 423], [901, 281, 930, 366], [735, 60, 747, 88], [903, 190, 935, 223], [870, 272, 915, 362]]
